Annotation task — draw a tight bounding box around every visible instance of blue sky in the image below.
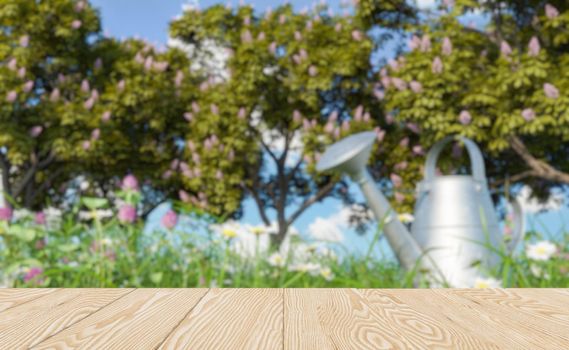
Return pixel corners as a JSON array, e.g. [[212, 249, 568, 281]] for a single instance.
[[91, 0, 568, 256]]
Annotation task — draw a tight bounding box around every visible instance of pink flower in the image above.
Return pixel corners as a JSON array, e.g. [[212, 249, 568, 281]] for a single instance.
[[191, 101, 200, 113], [257, 32, 266, 41], [216, 170, 224, 180], [399, 137, 409, 148], [363, 112, 371, 122], [23, 80, 34, 93], [83, 97, 95, 110], [374, 89, 385, 100], [210, 104, 219, 115], [335, 23, 342, 32], [71, 20, 82, 29], [0, 206, 13, 221], [238, 107, 247, 119], [521, 108, 536, 121], [91, 128, 100, 140], [50, 88, 60, 102], [408, 35, 421, 51], [101, 111, 112, 122], [308, 65, 318, 77], [341, 120, 350, 131], [407, 123, 420, 134], [6, 91, 17, 102], [459, 110, 472, 125], [29, 125, 43, 138], [394, 161, 408, 171], [175, 71, 184, 87], [117, 79, 126, 92], [179, 190, 191, 202], [20, 35, 30, 47], [118, 204, 137, 224], [390, 173, 403, 187], [122, 174, 139, 191], [8, 58, 17, 71], [35, 238, 46, 250], [294, 31, 302, 41], [545, 4, 559, 19], [413, 145, 425, 155], [380, 76, 391, 89], [269, 42, 277, 54], [420, 35, 431, 52], [409, 81, 422, 93], [35, 212, 46, 225], [544, 83, 559, 99], [75, 1, 86, 12], [161, 210, 178, 230], [18, 67, 26, 78], [329, 110, 339, 122], [82, 140, 91, 150], [293, 110, 302, 123], [324, 121, 335, 133], [153, 61, 169, 72], [432, 56, 443, 74], [394, 192, 405, 203], [528, 36, 540, 56], [351, 30, 363, 41], [354, 105, 364, 121], [500, 41, 512, 57], [94, 57, 103, 70], [81, 79, 90, 93], [184, 112, 193, 122], [243, 15, 251, 26], [385, 113, 395, 124], [279, 14, 286, 24], [392, 77, 407, 91], [144, 56, 154, 71], [241, 29, 253, 43], [23, 267, 43, 283], [442, 37, 452, 56]]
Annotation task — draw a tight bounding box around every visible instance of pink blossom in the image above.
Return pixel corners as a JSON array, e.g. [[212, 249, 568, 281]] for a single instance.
[[459, 110, 472, 125], [528, 36, 540, 56], [184, 112, 193, 122], [392, 77, 407, 91], [324, 122, 335, 133], [306, 20, 313, 31], [342, 120, 350, 131], [18, 67, 26, 78], [49, 88, 60, 102], [412, 145, 425, 155], [101, 111, 112, 122], [84, 97, 94, 110], [257, 32, 266, 41], [8, 58, 17, 71], [179, 190, 191, 203], [175, 71, 184, 87], [161, 210, 178, 230], [241, 29, 253, 43], [380, 76, 391, 89], [299, 48, 308, 60], [399, 137, 409, 148], [269, 41, 277, 54], [23, 267, 43, 283], [408, 35, 421, 51], [191, 101, 200, 113], [279, 14, 286, 24], [187, 140, 196, 152], [432, 56, 443, 74], [82, 140, 91, 150], [134, 52, 144, 64], [118, 204, 137, 224], [385, 113, 395, 125], [0, 206, 13, 221], [442, 37, 452, 56], [216, 170, 224, 180], [521, 108, 536, 121], [20, 35, 30, 47], [75, 1, 86, 12], [35, 212, 46, 225], [394, 161, 408, 171], [390, 173, 403, 187], [373, 89, 385, 101], [545, 4, 559, 19], [351, 30, 363, 41], [23, 80, 34, 93], [409, 81, 423, 93], [354, 105, 364, 121], [363, 112, 371, 122], [120, 175, 138, 192], [144, 56, 154, 71], [294, 31, 302, 41], [153, 61, 169, 72], [335, 23, 342, 32], [544, 83, 559, 99], [228, 149, 235, 161], [293, 110, 302, 123], [94, 57, 103, 70], [117, 79, 126, 92], [71, 20, 82, 29], [6, 91, 17, 102], [81, 79, 90, 93], [243, 15, 251, 26], [333, 127, 341, 139], [210, 104, 219, 115], [91, 128, 100, 140], [500, 41, 512, 57], [329, 110, 338, 122], [388, 59, 399, 71], [29, 126, 43, 138], [302, 118, 311, 131], [238, 107, 247, 119], [407, 123, 420, 134], [394, 192, 405, 203], [420, 35, 431, 52], [204, 139, 212, 151], [90, 89, 99, 101]]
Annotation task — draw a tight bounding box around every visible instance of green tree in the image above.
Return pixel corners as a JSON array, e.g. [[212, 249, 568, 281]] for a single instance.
[[382, 0, 569, 204], [170, 1, 414, 246]]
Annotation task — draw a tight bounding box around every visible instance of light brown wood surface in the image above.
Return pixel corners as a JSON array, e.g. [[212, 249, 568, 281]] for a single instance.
[[0, 288, 566, 349]]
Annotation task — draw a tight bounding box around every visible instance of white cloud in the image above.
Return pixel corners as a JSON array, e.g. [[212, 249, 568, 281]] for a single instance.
[[308, 205, 371, 243], [516, 186, 563, 214], [416, 0, 436, 9]]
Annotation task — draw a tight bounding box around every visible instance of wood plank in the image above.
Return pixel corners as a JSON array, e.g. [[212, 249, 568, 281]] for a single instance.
[[434, 289, 569, 349], [32, 288, 208, 350], [384, 289, 550, 349], [361, 289, 500, 349], [159, 288, 282, 350], [0, 288, 132, 349], [285, 288, 415, 349], [0, 288, 59, 312]]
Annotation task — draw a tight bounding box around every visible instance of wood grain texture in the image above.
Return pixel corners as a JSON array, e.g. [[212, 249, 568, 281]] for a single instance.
[[32, 288, 208, 350], [159, 288, 283, 350], [0, 288, 59, 312], [0, 288, 132, 349], [0, 288, 566, 349]]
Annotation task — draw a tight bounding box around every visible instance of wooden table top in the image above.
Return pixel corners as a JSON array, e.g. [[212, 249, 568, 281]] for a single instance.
[[0, 288, 568, 349]]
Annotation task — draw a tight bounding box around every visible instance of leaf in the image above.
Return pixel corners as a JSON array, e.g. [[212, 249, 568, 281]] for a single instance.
[[81, 197, 109, 210], [150, 272, 163, 284], [58, 243, 80, 253]]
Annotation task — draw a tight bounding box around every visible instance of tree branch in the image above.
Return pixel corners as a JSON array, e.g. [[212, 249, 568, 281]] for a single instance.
[[286, 180, 337, 227], [0, 153, 12, 198], [510, 136, 569, 184], [246, 184, 271, 226]]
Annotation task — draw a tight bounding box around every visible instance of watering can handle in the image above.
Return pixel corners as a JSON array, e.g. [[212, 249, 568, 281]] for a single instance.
[[507, 197, 525, 254], [424, 136, 486, 184]]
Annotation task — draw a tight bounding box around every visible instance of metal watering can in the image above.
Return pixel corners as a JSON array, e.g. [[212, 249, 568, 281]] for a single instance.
[[317, 131, 524, 287]]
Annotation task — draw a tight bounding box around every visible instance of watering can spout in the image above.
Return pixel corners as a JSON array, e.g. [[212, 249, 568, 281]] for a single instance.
[[316, 132, 431, 272]]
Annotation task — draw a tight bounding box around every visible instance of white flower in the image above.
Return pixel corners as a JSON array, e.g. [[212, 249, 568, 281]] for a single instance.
[[13, 209, 33, 221], [398, 213, 415, 224], [526, 241, 557, 261], [289, 262, 321, 276], [473, 277, 502, 288], [320, 267, 334, 281], [79, 181, 90, 191], [268, 252, 285, 267], [78, 209, 113, 221], [44, 207, 62, 230], [530, 264, 551, 280]]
